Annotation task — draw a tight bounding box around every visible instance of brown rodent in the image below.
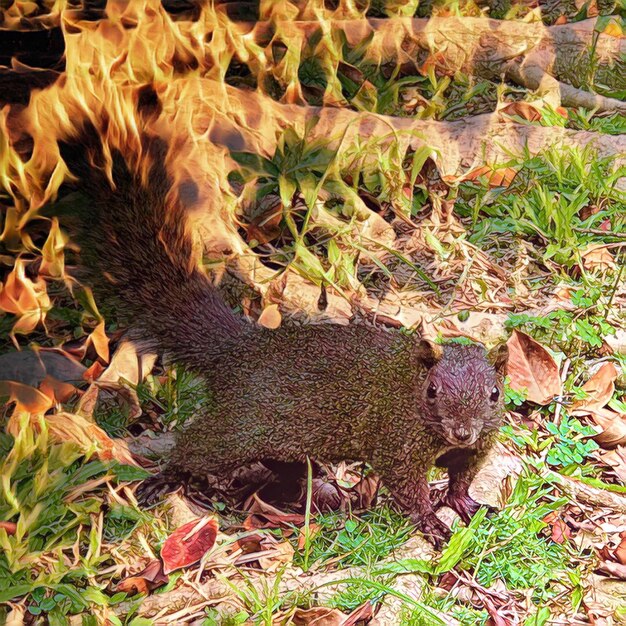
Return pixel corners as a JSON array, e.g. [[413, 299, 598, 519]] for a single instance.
[[57, 126, 508, 546]]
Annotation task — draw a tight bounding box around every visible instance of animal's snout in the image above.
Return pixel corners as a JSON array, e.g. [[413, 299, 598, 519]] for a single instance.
[[453, 427, 473, 443]]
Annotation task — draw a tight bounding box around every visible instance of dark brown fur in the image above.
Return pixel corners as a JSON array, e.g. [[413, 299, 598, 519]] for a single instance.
[[58, 128, 508, 545]]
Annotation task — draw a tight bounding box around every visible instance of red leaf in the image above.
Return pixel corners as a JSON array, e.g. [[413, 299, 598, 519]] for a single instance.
[[161, 517, 219, 574], [550, 518, 571, 544], [614, 531, 626, 565], [0, 521, 17, 535]]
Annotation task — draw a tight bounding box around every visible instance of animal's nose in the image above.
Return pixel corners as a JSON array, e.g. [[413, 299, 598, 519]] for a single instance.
[[454, 427, 472, 443]]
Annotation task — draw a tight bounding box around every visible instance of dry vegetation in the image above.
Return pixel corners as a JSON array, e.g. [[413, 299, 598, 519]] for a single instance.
[[0, 0, 625, 624]]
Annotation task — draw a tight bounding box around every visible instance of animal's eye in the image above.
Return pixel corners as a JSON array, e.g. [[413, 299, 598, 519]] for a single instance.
[[427, 383, 437, 400], [490, 386, 500, 402]]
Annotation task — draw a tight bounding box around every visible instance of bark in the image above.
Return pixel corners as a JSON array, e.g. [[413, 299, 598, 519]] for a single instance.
[[1, 15, 623, 111], [247, 16, 625, 110]]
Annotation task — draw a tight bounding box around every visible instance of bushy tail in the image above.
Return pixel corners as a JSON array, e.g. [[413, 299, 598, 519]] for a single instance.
[[57, 122, 245, 370]]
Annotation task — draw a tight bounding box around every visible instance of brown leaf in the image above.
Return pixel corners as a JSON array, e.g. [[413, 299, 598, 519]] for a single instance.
[[244, 494, 306, 530], [116, 559, 168, 595], [257, 540, 294, 571], [600, 447, 626, 484], [0, 380, 53, 413], [0, 521, 17, 535], [344, 602, 374, 625], [460, 165, 518, 188], [580, 245, 617, 272], [588, 408, 626, 448], [245, 202, 282, 245], [499, 101, 542, 122], [614, 531, 626, 565], [44, 411, 139, 465], [161, 517, 219, 574], [506, 330, 562, 405], [570, 362, 618, 414], [297, 523, 321, 550], [258, 303, 282, 329], [311, 478, 342, 512], [83, 361, 105, 382], [39, 375, 76, 403], [87, 321, 110, 363], [597, 560, 626, 581], [350, 473, 380, 510], [549, 516, 571, 544], [98, 340, 157, 386], [418, 51, 453, 77], [0, 260, 50, 335], [292, 607, 350, 626]]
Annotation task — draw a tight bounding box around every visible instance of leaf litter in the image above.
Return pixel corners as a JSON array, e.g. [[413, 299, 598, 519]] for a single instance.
[[0, 1, 625, 624]]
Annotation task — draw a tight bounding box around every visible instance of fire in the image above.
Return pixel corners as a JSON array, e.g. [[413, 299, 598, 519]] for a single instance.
[[1, 0, 381, 329]]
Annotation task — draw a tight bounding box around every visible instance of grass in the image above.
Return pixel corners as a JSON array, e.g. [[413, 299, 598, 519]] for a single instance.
[[291, 506, 414, 570], [1, 0, 625, 622], [2, 127, 625, 621], [3, 132, 625, 621]]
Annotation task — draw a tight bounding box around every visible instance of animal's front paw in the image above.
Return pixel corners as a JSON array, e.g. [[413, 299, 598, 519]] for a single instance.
[[135, 472, 181, 507], [411, 512, 451, 549], [444, 491, 482, 524]]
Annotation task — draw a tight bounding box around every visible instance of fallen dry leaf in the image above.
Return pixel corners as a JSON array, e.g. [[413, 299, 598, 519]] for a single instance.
[[602, 20, 624, 37], [597, 560, 626, 581], [257, 540, 294, 571], [37, 375, 75, 404], [297, 523, 322, 550], [87, 321, 110, 363], [292, 602, 372, 626], [116, 559, 168, 595], [244, 493, 306, 530], [499, 101, 542, 122], [571, 362, 618, 414], [614, 532, 626, 565], [83, 361, 106, 382], [44, 411, 138, 465], [311, 478, 343, 512], [0, 380, 53, 413], [161, 517, 219, 574], [0, 259, 51, 336], [258, 303, 282, 329], [245, 201, 283, 245], [544, 511, 571, 544], [39, 218, 67, 280], [580, 245, 617, 272], [588, 408, 626, 448], [98, 340, 157, 386], [600, 447, 626, 484], [454, 164, 518, 188], [506, 330, 562, 405], [0, 521, 17, 535], [292, 607, 348, 626]]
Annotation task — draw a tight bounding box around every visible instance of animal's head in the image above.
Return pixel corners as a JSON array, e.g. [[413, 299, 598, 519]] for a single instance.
[[416, 340, 509, 447]]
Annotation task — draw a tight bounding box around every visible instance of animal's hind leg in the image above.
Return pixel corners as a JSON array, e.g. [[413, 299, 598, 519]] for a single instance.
[[135, 415, 250, 507]]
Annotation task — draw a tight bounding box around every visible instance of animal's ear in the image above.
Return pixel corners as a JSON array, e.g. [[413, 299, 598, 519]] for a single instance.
[[416, 339, 443, 369], [488, 343, 509, 375]]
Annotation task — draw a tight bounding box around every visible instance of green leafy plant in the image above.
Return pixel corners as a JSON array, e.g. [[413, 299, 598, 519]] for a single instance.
[[544, 416, 599, 469]]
